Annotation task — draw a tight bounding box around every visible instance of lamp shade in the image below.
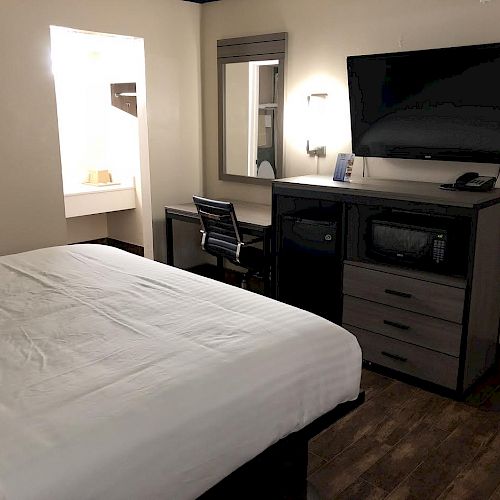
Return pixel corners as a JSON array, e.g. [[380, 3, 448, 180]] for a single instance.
[[307, 93, 328, 157]]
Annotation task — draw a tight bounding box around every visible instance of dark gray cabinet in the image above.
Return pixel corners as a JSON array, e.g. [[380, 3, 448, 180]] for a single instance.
[[273, 175, 500, 395]]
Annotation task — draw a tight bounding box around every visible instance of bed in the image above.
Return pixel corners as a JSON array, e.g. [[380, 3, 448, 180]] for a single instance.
[[0, 244, 362, 500]]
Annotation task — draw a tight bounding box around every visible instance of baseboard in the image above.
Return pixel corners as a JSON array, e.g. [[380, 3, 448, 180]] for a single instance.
[[72, 238, 144, 257]]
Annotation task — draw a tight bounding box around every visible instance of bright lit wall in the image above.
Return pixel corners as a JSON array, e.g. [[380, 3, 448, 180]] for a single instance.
[[51, 26, 146, 248], [51, 27, 141, 190]]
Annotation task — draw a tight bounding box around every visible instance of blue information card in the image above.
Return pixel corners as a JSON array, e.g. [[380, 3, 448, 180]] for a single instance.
[[333, 153, 355, 181]]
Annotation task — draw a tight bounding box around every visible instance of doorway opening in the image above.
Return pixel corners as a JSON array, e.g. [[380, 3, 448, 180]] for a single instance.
[[50, 26, 153, 257]]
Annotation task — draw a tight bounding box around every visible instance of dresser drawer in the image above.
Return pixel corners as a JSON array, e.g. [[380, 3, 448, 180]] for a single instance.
[[346, 326, 459, 390], [343, 296, 462, 356], [343, 264, 465, 323]]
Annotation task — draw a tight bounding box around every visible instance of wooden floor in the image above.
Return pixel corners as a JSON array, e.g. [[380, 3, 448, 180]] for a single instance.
[[308, 367, 500, 499]]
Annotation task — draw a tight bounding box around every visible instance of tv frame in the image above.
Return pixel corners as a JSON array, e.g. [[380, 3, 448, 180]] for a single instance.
[[347, 41, 500, 165]]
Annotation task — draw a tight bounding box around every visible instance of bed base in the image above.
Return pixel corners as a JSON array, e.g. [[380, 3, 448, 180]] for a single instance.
[[198, 391, 365, 500]]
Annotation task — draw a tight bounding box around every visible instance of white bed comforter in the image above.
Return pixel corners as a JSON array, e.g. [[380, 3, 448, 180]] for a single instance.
[[0, 245, 361, 500]]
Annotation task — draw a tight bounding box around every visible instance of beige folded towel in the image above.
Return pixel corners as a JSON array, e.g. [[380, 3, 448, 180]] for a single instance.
[[87, 169, 112, 184]]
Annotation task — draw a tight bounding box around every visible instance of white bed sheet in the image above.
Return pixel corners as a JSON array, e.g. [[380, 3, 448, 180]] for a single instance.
[[0, 244, 361, 500]]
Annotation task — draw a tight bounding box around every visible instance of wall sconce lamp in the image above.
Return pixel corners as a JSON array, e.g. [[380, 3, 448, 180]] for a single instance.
[[306, 93, 328, 157]]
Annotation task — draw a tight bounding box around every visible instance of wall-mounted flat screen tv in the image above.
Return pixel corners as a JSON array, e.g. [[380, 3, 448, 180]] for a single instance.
[[347, 42, 500, 164]]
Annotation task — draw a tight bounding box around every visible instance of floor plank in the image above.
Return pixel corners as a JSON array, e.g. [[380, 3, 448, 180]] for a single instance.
[[385, 413, 499, 499], [362, 422, 449, 492], [369, 415, 418, 447], [489, 482, 500, 500], [307, 452, 327, 476], [391, 388, 450, 428], [432, 401, 475, 432], [335, 477, 388, 500], [309, 399, 388, 460], [309, 435, 392, 498], [369, 379, 419, 412], [438, 431, 500, 499], [360, 369, 394, 401]]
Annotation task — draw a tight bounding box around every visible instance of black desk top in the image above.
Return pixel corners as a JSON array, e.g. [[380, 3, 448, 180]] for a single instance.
[[165, 200, 272, 229]]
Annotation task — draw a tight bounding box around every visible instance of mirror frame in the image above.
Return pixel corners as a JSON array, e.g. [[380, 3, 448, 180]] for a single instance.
[[217, 33, 287, 184]]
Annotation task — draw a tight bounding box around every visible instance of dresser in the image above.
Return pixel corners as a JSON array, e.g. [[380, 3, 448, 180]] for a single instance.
[[273, 175, 500, 395]]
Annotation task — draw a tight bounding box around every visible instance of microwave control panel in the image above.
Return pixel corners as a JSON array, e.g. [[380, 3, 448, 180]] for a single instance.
[[432, 235, 447, 264]]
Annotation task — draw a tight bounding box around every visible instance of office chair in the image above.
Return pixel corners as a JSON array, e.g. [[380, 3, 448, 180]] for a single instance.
[[193, 196, 265, 290]]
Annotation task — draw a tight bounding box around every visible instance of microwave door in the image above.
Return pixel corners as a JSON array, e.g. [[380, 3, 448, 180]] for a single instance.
[[371, 224, 431, 263]]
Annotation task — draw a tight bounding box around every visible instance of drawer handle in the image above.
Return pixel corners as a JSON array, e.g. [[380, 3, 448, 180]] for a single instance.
[[381, 351, 408, 363], [383, 319, 410, 330], [384, 289, 412, 299]]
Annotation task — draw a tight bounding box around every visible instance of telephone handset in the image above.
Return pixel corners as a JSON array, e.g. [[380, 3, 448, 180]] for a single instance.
[[440, 172, 497, 192]]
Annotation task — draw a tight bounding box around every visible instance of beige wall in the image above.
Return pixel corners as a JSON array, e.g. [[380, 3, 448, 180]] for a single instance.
[[201, 0, 500, 204], [67, 214, 108, 245], [0, 0, 202, 263], [107, 209, 144, 247]]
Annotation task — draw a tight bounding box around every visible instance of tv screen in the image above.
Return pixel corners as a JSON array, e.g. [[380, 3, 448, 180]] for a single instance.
[[347, 42, 500, 164]]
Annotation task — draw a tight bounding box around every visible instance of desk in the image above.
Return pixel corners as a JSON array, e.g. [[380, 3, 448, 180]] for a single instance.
[[164, 200, 273, 294]]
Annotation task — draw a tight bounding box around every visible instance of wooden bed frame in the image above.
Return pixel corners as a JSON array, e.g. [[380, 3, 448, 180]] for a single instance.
[[199, 391, 365, 499]]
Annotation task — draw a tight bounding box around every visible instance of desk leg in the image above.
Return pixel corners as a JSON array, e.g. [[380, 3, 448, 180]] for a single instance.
[[263, 228, 272, 297], [216, 256, 225, 281], [166, 216, 174, 266]]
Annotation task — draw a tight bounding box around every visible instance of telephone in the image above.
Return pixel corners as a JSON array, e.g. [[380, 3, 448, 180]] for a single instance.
[[440, 172, 497, 192]]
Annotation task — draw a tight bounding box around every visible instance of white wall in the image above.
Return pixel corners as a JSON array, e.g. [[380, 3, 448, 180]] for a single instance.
[[201, 0, 500, 204], [0, 0, 202, 263]]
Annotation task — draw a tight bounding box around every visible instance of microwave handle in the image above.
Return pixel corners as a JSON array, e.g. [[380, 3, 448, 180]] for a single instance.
[[384, 288, 412, 299]]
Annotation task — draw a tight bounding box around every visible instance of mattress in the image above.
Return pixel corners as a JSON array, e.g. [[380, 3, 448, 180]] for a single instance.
[[0, 244, 361, 500]]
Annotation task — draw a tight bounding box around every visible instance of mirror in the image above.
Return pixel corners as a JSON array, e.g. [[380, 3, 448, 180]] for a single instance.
[[218, 33, 287, 184], [224, 61, 279, 179]]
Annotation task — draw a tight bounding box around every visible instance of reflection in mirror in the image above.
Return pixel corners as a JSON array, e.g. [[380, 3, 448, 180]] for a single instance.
[[225, 60, 279, 179], [218, 33, 287, 184]]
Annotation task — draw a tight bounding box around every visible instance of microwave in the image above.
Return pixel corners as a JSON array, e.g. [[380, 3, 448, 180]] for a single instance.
[[368, 216, 448, 269]]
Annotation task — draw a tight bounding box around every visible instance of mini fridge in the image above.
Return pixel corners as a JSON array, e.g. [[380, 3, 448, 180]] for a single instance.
[[277, 214, 342, 322]]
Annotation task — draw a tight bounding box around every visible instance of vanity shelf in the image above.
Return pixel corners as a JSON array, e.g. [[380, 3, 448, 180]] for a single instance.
[[64, 179, 136, 218]]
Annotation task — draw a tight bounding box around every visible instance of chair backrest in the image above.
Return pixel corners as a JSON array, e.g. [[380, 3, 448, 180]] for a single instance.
[[193, 196, 243, 263]]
